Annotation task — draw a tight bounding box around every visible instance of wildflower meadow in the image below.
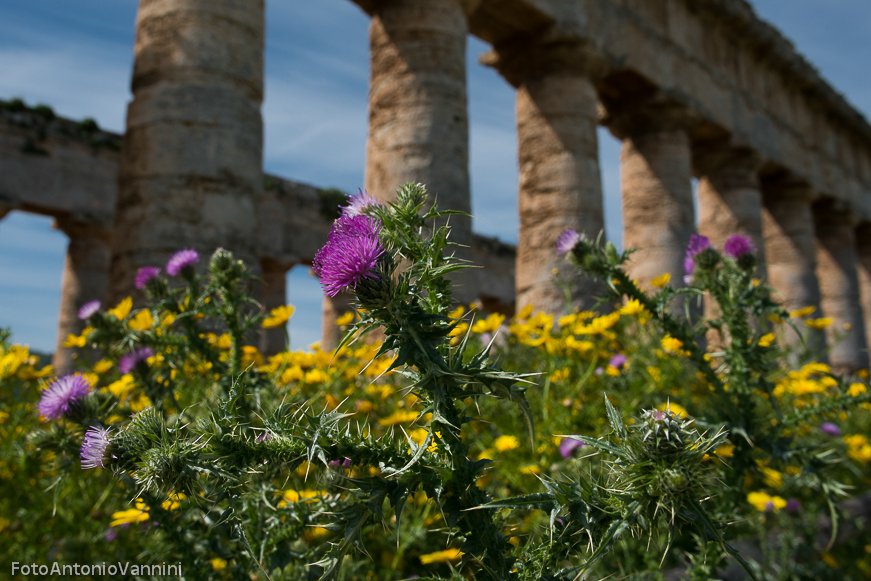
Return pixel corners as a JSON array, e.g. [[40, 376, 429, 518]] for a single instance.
[[2, 184, 870, 579]]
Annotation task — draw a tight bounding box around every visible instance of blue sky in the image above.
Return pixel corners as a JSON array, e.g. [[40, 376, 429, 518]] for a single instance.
[[1, 0, 869, 353]]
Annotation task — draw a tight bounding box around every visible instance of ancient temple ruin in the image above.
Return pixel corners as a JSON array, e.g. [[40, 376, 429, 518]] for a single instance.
[[2, 0, 871, 374]]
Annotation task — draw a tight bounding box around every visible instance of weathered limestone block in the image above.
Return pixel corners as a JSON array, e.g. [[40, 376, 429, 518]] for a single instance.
[[108, 0, 265, 302], [761, 182, 824, 351], [363, 0, 474, 301], [53, 219, 112, 373], [607, 102, 696, 292], [814, 202, 869, 373]]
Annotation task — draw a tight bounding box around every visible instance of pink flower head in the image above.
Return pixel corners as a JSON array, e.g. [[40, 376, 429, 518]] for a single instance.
[[81, 424, 112, 469], [119, 347, 154, 374], [683, 234, 712, 283], [556, 229, 581, 255], [78, 300, 101, 320], [38, 373, 93, 420], [135, 266, 161, 289], [166, 248, 199, 277], [559, 437, 586, 459], [342, 188, 384, 217], [723, 235, 757, 259], [609, 353, 627, 369], [819, 422, 841, 437], [785, 498, 801, 513], [313, 215, 385, 297]]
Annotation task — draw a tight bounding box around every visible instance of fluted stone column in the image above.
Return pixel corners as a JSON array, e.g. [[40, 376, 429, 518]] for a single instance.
[[696, 147, 766, 265], [260, 259, 290, 356], [761, 182, 824, 351], [814, 203, 868, 373], [363, 0, 474, 298], [53, 220, 112, 373], [109, 0, 264, 302], [608, 104, 695, 291], [514, 74, 604, 314], [856, 224, 871, 352]]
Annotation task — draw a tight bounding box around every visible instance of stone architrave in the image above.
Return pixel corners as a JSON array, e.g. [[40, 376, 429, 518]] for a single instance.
[[108, 0, 265, 302], [814, 202, 869, 373], [259, 259, 292, 356], [608, 102, 696, 293], [53, 219, 112, 373], [484, 42, 606, 315], [761, 181, 825, 351]]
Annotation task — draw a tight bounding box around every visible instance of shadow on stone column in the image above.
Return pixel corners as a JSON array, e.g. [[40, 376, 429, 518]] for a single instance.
[[856, 223, 871, 355], [322, 292, 354, 353], [814, 199, 869, 373], [53, 219, 112, 373], [761, 179, 826, 357]]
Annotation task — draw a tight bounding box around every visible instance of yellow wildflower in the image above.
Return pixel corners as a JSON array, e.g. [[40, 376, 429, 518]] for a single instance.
[[790, 306, 816, 318], [448, 305, 465, 320], [768, 314, 784, 323], [521, 465, 542, 475], [549, 367, 570, 383], [844, 434, 871, 464], [746, 491, 787, 512], [63, 333, 87, 349], [758, 333, 775, 347], [804, 317, 833, 330], [715, 444, 735, 458], [128, 309, 154, 331], [303, 527, 330, 541], [280, 365, 304, 384], [278, 489, 327, 508], [661, 336, 683, 353], [515, 304, 533, 320], [657, 402, 687, 418], [859, 369, 870, 379], [848, 383, 868, 397], [821, 553, 838, 568], [651, 273, 671, 288], [760, 467, 783, 489], [378, 410, 418, 427], [109, 297, 133, 321], [93, 359, 113, 374], [494, 435, 520, 452], [210, 558, 227, 571], [619, 299, 645, 316], [420, 548, 463, 565], [110, 499, 150, 526], [241, 345, 264, 368], [161, 492, 186, 511], [262, 305, 295, 328], [335, 311, 355, 326], [574, 312, 620, 335], [472, 312, 505, 334], [0, 410, 8, 424]]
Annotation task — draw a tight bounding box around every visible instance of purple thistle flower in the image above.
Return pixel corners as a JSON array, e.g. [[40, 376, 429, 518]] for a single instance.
[[166, 248, 199, 277], [329, 457, 352, 469], [559, 437, 586, 459], [819, 422, 841, 437], [342, 188, 385, 217], [119, 347, 154, 374], [723, 235, 757, 259], [609, 353, 627, 369], [556, 229, 581, 255], [38, 373, 93, 420], [313, 215, 385, 297], [81, 424, 112, 469], [78, 300, 101, 320], [256, 432, 273, 443], [764, 500, 775, 512], [135, 266, 161, 289], [683, 234, 711, 276], [785, 498, 801, 513], [105, 527, 118, 542]]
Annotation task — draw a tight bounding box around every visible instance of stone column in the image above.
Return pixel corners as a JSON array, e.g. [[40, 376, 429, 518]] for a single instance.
[[109, 0, 265, 302], [761, 181, 824, 351], [857, 224, 871, 352], [814, 202, 868, 373], [696, 147, 766, 265], [608, 104, 696, 292], [53, 220, 112, 373], [363, 0, 474, 299], [322, 292, 354, 352], [259, 259, 290, 356], [513, 70, 604, 314]]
